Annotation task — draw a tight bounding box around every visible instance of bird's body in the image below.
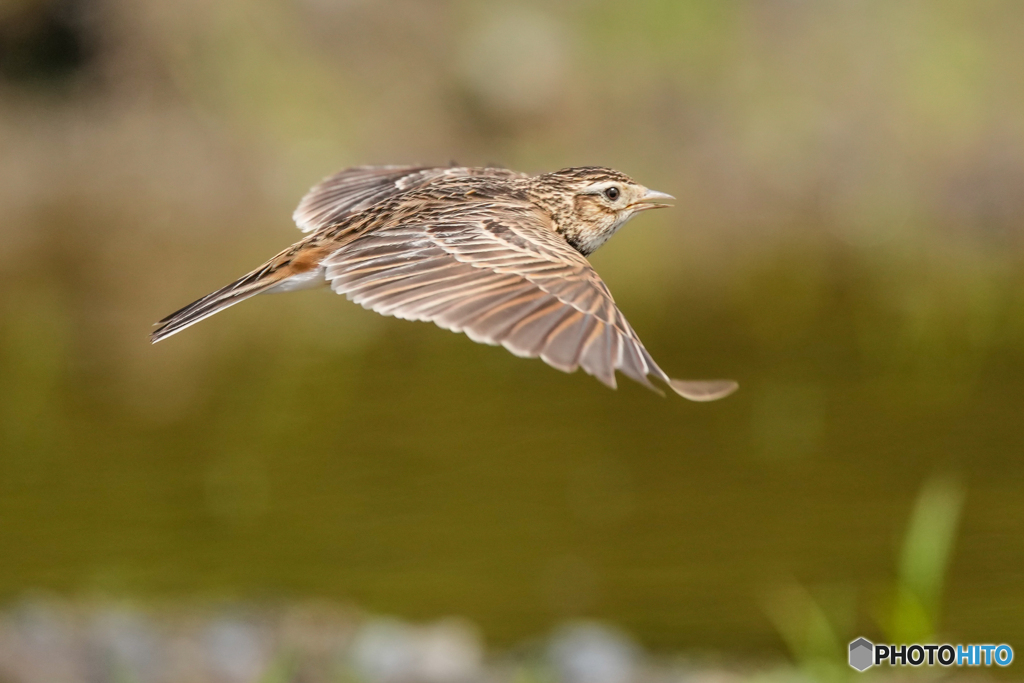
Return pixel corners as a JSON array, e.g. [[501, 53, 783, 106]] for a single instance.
[[152, 165, 737, 401]]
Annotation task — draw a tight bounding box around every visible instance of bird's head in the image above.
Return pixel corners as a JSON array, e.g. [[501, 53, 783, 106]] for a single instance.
[[533, 167, 674, 255]]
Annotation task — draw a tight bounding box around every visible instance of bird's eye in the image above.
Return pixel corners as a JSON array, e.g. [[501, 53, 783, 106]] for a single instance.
[[604, 186, 620, 201]]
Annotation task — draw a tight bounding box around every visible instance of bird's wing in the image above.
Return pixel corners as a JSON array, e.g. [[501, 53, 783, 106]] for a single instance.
[[293, 165, 529, 233], [322, 211, 736, 400]]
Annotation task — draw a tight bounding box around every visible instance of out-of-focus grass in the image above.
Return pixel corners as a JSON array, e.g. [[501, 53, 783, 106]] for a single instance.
[[765, 475, 966, 679], [885, 476, 965, 644]]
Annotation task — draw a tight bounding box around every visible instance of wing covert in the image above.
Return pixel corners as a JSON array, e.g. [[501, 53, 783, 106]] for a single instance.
[[293, 165, 529, 233]]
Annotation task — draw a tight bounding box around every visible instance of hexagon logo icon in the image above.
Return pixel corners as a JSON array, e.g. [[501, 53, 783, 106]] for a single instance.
[[849, 638, 874, 671]]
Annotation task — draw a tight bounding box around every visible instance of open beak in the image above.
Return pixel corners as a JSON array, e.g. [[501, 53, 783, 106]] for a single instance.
[[631, 188, 675, 212]]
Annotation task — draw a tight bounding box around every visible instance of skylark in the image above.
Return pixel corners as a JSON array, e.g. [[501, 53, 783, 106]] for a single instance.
[[152, 165, 737, 401]]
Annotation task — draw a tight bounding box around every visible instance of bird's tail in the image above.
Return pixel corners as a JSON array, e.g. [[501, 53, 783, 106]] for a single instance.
[[150, 264, 288, 343]]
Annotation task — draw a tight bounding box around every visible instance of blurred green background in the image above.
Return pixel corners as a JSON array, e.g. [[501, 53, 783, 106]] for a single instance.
[[1, 0, 1023, 664]]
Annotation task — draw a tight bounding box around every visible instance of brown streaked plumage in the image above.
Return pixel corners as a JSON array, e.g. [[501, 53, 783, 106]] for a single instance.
[[152, 165, 737, 401]]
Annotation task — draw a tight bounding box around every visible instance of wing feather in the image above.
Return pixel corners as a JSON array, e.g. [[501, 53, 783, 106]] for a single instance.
[[321, 213, 735, 398], [541, 311, 592, 372]]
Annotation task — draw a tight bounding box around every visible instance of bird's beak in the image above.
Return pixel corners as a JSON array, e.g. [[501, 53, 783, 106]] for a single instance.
[[631, 188, 675, 211]]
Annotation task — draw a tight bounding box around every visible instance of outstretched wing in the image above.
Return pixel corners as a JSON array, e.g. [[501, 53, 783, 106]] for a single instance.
[[322, 209, 736, 400], [293, 165, 529, 233]]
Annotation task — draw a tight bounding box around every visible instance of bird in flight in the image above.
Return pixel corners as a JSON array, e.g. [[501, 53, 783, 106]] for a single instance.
[[152, 165, 737, 401]]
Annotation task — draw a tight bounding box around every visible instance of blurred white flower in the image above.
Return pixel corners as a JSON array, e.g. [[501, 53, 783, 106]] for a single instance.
[[350, 617, 483, 683], [550, 622, 640, 683], [91, 609, 161, 683], [350, 618, 420, 683], [203, 618, 268, 683], [417, 618, 483, 683]]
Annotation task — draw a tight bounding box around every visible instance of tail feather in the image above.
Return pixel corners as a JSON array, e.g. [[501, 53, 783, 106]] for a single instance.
[[151, 268, 284, 343]]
